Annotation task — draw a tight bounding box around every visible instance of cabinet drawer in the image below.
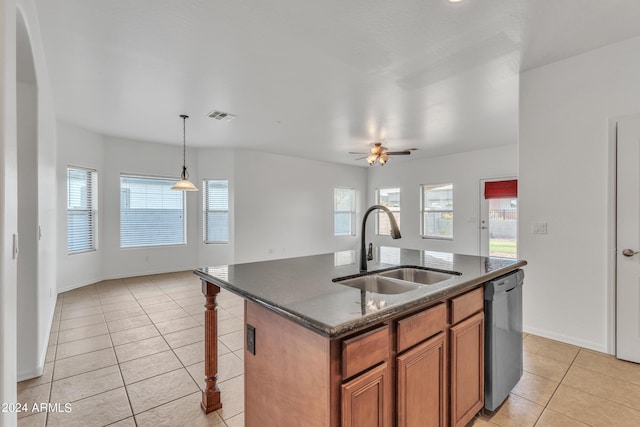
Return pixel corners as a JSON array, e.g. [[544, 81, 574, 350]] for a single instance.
[[342, 325, 389, 379], [396, 303, 446, 353], [450, 287, 483, 325]]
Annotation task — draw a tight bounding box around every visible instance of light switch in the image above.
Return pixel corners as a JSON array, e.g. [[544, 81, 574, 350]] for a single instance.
[[532, 222, 547, 234]]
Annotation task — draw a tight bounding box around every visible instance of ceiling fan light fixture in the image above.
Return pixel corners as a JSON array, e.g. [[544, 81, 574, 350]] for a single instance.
[[351, 141, 416, 166], [171, 114, 198, 191]]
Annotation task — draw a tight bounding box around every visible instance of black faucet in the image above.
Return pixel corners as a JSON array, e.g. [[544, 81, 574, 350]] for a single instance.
[[360, 204, 402, 272]]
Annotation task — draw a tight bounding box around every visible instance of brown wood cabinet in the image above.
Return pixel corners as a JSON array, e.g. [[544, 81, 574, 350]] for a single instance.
[[397, 331, 447, 427], [450, 312, 485, 427], [243, 285, 485, 427], [342, 362, 392, 427]]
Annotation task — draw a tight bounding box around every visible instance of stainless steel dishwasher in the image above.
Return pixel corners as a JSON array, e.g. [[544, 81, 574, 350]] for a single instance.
[[484, 269, 524, 411]]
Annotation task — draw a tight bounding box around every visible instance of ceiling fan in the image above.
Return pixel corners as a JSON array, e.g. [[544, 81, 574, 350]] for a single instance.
[[350, 142, 417, 166]]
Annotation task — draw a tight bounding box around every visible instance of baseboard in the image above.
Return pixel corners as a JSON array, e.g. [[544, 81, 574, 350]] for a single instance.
[[57, 266, 200, 294], [524, 325, 609, 354], [17, 294, 57, 383], [17, 365, 44, 383]]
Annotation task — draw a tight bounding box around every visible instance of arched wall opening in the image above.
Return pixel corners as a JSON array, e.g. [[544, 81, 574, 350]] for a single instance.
[[16, 7, 40, 380]]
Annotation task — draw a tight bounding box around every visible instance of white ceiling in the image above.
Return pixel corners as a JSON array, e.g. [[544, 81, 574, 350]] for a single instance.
[[33, 0, 640, 166]]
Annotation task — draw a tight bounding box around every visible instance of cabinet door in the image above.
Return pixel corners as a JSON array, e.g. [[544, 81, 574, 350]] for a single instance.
[[397, 332, 447, 427], [342, 362, 391, 427], [450, 312, 484, 427]]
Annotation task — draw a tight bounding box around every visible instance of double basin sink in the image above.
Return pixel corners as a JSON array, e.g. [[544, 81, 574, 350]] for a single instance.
[[333, 266, 460, 295]]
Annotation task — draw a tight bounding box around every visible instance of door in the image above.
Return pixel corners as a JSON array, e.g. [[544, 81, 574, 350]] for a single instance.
[[342, 362, 391, 427], [616, 117, 640, 363], [396, 332, 447, 427], [480, 179, 518, 258], [450, 312, 484, 427]]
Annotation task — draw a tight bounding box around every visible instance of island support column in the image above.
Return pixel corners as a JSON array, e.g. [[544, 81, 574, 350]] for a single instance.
[[201, 280, 223, 413]]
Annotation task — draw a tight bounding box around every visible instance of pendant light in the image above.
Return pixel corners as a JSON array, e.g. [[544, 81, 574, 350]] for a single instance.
[[171, 114, 198, 191]]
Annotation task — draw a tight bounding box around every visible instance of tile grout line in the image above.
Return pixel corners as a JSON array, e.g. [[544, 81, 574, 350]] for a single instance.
[[553, 349, 640, 418], [104, 290, 140, 427], [44, 295, 63, 427], [123, 279, 202, 422], [531, 348, 590, 427]]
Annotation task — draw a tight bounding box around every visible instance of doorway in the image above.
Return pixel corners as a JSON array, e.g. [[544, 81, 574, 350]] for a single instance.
[[480, 179, 518, 258], [616, 116, 640, 363]]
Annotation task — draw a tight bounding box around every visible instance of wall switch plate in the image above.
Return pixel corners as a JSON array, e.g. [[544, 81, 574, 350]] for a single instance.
[[532, 222, 548, 234], [246, 324, 256, 355]]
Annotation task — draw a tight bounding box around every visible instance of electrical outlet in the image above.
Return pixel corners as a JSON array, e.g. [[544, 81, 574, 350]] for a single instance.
[[246, 324, 256, 355]]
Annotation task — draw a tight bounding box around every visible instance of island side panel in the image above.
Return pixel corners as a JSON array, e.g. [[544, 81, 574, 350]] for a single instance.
[[245, 300, 340, 427], [201, 280, 222, 413]]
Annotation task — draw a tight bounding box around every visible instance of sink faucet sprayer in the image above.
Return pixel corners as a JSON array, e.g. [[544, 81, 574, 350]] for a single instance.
[[360, 205, 402, 272]]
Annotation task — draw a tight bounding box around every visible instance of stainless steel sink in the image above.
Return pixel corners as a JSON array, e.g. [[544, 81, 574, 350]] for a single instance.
[[378, 267, 455, 285], [335, 275, 421, 294]]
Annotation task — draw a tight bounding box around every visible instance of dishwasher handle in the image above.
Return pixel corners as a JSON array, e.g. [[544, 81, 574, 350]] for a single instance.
[[484, 269, 524, 299]]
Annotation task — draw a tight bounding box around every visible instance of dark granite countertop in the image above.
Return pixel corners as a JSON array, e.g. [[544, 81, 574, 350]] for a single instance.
[[194, 247, 526, 339]]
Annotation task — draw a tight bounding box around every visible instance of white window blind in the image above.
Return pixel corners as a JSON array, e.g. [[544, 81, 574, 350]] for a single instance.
[[120, 175, 185, 248], [334, 188, 356, 236], [375, 187, 401, 235], [67, 167, 97, 253], [204, 179, 229, 243], [421, 183, 453, 240]]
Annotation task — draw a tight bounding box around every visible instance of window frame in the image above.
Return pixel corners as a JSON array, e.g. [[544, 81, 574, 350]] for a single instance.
[[375, 187, 401, 236], [420, 183, 454, 240], [67, 166, 98, 254], [119, 174, 187, 249], [334, 187, 356, 237], [203, 178, 230, 244]]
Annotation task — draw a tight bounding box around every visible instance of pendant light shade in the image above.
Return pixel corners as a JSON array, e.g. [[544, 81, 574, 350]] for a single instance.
[[171, 114, 198, 191]]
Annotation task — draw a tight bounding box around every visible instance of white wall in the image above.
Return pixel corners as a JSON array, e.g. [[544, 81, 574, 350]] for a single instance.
[[197, 148, 235, 267], [56, 129, 367, 288], [233, 150, 366, 263], [519, 35, 640, 353], [15, 0, 58, 383], [56, 123, 104, 288], [1, 0, 19, 422], [16, 81, 38, 379], [366, 145, 518, 255]]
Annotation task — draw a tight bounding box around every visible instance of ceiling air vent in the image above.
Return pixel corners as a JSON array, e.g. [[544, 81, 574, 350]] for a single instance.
[[207, 110, 237, 121]]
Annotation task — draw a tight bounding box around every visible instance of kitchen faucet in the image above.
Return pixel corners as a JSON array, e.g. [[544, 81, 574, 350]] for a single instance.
[[360, 205, 402, 272]]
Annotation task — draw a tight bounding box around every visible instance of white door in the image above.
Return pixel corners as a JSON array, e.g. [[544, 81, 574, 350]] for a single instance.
[[479, 178, 518, 258], [617, 117, 640, 363]]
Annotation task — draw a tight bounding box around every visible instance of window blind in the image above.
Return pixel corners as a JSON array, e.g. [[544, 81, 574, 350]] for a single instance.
[[334, 188, 356, 236], [484, 180, 518, 199], [376, 187, 401, 235], [421, 183, 453, 240], [67, 167, 97, 253], [120, 175, 185, 248], [204, 179, 229, 243]]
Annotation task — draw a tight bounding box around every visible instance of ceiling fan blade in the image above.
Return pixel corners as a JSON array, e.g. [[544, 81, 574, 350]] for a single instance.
[[385, 151, 412, 155], [349, 151, 368, 155], [354, 156, 368, 160]]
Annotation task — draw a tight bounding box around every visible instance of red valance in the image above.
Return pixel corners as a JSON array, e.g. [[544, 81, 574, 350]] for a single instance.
[[484, 180, 517, 199]]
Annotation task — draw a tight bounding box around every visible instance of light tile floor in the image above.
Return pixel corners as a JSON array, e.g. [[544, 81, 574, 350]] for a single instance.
[[16, 271, 640, 426], [17, 271, 244, 427]]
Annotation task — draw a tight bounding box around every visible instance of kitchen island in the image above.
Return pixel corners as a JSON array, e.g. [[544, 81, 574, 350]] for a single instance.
[[194, 247, 526, 426]]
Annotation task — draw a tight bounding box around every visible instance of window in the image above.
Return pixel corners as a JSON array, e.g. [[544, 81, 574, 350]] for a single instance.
[[421, 183, 453, 240], [120, 175, 185, 248], [375, 187, 400, 235], [334, 188, 356, 236], [204, 179, 229, 243], [67, 167, 97, 253]]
